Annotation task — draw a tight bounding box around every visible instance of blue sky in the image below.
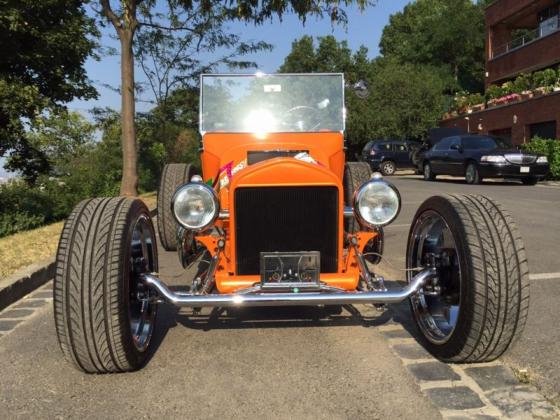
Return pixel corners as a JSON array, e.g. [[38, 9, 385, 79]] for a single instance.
[[69, 1, 409, 114], [1, 1, 409, 178]]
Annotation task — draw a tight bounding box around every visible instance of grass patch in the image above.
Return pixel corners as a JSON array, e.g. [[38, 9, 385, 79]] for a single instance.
[[0, 221, 64, 279], [0, 193, 157, 280]]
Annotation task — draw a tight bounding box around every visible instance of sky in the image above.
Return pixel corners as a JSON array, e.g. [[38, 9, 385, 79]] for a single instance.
[[1, 0, 410, 178], [69, 1, 410, 114]]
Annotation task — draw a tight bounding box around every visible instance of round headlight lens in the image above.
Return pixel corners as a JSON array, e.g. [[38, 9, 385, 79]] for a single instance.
[[354, 179, 401, 227], [172, 183, 219, 231]]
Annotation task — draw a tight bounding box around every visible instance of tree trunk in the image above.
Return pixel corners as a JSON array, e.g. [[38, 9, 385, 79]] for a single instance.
[[119, 30, 138, 196]]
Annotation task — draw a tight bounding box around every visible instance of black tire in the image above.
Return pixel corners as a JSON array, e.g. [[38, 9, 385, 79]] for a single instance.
[[465, 162, 481, 184], [157, 163, 195, 251], [54, 198, 158, 373], [407, 194, 529, 363], [344, 162, 372, 233], [380, 160, 397, 176], [521, 177, 538, 185], [423, 161, 436, 181]]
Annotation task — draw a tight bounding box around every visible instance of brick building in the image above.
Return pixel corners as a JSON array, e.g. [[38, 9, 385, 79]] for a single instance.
[[441, 0, 560, 145]]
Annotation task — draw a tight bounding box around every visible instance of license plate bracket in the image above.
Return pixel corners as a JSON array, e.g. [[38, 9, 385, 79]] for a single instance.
[[260, 251, 320, 290]]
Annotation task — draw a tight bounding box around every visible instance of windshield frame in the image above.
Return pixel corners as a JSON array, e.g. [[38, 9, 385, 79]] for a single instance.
[[199, 73, 346, 135]]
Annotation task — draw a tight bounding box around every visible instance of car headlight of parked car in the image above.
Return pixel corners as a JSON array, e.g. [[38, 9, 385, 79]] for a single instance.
[[354, 177, 401, 227], [481, 155, 506, 163], [172, 182, 219, 231], [537, 156, 548, 163]]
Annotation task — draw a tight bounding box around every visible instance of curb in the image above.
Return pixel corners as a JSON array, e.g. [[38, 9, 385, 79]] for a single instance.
[[0, 258, 55, 312], [0, 207, 158, 312]]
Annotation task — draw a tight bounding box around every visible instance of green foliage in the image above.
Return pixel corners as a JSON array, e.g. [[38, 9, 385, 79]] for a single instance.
[[379, 0, 486, 93], [0, 0, 98, 182], [513, 73, 532, 93], [279, 36, 449, 156], [355, 59, 448, 144], [522, 137, 560, 179], [486, 84, 504, 100]]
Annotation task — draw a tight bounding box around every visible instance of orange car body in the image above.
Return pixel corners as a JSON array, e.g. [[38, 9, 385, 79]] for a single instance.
[[195, 131, 376, 293]]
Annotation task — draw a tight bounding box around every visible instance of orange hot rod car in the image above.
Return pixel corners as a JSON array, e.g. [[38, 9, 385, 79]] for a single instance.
[[53, 73, 529, 373]]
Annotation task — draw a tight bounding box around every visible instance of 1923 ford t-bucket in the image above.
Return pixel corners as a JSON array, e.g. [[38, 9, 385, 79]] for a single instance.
[[53, 74, 529, 373]]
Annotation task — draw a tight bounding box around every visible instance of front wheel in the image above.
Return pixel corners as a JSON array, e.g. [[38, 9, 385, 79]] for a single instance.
[[53, 198, 158, 373], [423, 162, 435, 181], [465, 162, 481, 184], [380, 160, 396, 176], [406, 194, 529, 362]]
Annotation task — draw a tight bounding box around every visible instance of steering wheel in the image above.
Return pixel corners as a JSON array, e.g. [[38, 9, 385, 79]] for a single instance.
[[281, 105, 322, 131]]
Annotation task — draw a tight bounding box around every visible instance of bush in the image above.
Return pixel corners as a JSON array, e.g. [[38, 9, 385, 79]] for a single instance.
[[486, 84, 504, 100], [0, 180, 54, 237], [521, 136, 560, 180], [513, 73, 532, 93]]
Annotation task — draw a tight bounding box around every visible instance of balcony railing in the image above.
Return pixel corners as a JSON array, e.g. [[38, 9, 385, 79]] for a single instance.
[[491, 15, 560, 58]]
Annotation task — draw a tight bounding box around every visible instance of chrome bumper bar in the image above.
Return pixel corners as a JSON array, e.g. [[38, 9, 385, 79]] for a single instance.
[[140, 268, 436, 308]]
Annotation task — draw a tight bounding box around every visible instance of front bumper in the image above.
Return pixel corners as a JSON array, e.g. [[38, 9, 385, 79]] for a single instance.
[[141, 268, 436, 308], [478, 162, 549, 178]]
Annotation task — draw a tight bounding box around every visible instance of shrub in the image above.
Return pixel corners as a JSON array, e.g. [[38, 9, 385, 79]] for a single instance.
[[486, 84, 504, 100], [513, 73, 532, 93], [522, 136, 560, 180]]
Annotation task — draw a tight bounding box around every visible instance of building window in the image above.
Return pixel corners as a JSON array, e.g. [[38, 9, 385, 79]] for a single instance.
[[490, 128, 512, 143], [529, 121, 557, 139], [538, 3, 560, 36]]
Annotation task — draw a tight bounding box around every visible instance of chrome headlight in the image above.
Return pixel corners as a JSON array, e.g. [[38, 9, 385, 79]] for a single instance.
[[537, 156, 548, 163], [353, 178, 401, 227], [172, 183, 219, 231]]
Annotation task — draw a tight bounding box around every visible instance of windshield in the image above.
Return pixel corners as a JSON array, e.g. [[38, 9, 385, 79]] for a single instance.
[[463, 136, 513, 150], [200, 74, 344, 134]]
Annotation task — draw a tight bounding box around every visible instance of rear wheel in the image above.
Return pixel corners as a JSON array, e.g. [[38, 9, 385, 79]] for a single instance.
[[344, 162, 372, 233], [521, 177, 538, 185], [407, 194, 529, 362], [465, 162, 481, 184], [54, 198, 158, 373], [423, 162, 435, 181], [157, 163, 195, 251], [380, 160, 396, 176]]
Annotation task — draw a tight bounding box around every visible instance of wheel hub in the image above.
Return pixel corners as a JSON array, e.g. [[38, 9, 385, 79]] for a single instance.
[[407, 211, 462, 344]]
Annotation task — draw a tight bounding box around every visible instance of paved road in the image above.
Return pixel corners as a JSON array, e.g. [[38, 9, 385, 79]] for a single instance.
[[0, 239, 442, 419], [1, 178, 559, 418], [384, 176, 560, 405]]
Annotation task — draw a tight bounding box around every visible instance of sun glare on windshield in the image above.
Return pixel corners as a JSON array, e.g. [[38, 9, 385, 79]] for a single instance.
[[200, 74, 345, 135]]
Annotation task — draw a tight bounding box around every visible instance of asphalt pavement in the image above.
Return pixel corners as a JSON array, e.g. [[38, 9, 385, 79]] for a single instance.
[[383, 175, 560, 406], [0, 238, 442, 419], [1, 176, 559, 418]]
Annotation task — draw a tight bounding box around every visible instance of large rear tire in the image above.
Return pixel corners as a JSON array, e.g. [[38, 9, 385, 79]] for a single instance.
[[54, 198, 158, 373], [407, 194, 529, 362], [343, 162, 372, 233], [157, 163, 195, 251]]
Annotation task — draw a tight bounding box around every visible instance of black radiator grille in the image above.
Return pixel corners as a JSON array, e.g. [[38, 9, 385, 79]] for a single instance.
[[234, 186, 339, 275]]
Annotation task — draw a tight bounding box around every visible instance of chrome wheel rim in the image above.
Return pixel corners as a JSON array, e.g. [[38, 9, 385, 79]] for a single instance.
[[424, 164, 431, 179], [466, 165, 475, 183], [383, 162, 395, 175], [129, 214, 157, 352], [407, 210, 462, 344]]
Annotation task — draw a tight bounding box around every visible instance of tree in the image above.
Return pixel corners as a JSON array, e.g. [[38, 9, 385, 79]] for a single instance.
[[379, 0, 486, 93], [0, 0, 97, 183], [278, 36, 450, 156], [358, 59, 449, 142], [97, 0, 374, 196]]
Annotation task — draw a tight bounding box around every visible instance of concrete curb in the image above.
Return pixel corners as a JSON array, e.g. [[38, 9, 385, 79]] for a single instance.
[[0, 258, 55, 312], [0, 207, 158, 312]]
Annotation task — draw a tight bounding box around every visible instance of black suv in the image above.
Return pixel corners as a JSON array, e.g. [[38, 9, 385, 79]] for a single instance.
[[421, 135, 549, 185], [362, 139, 421, 175]]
